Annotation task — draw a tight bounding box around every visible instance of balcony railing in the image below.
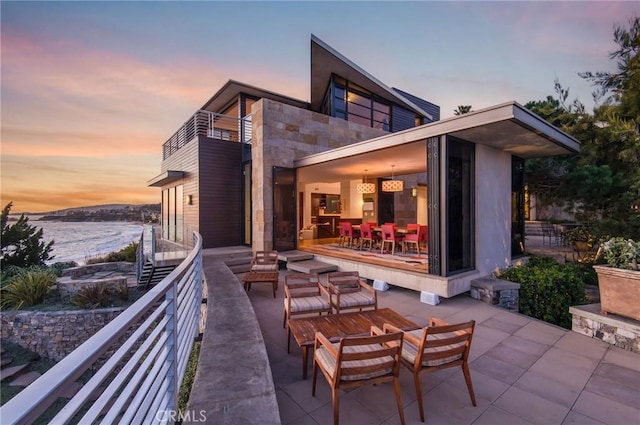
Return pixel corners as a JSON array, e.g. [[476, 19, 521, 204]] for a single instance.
[[162, 111, 252, 159], [0, 233, 204, 424]]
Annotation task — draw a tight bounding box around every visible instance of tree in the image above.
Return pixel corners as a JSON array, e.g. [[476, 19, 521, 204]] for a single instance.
[[525, 17, 640, 239], [1, 202, 54, 270], [453, 105, 472, 115]]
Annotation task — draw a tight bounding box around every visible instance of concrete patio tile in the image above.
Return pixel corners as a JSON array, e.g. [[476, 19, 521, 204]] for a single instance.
[[281, 375, 331, 414], [514, 320, 566, 345], [484, 342, 542, 369], [494, 386, 570, 425], [470, 352, 526, 385], [492, 309, 532, 326], [554, 331, 609, 360], [602, 346, 640, 372], [584, 374, 640, 409], [481, 316, 527, 335], [471, 324, 511, 361], [593, 362, 640, 391], [445, 369, 510, 403], [572, 390, 640, 425], [472, 405, 535, 425], [308, 389, 384, 425], [419, 380, 491, 424], [561, 410, 606, 425], [352, 381, 414, 422], [443, 302, 503, 327], [276, 388, 308, 425], [529, 347, 599, 389], [514, 371, 582, 408], [499, 334, 551, 357]]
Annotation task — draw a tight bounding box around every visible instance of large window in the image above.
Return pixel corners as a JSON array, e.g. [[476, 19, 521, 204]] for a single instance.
[[322, 75, 390, 130], [162, 184, 184, 244], [512, 157, 525, 257], [446, 137, 475, 275]]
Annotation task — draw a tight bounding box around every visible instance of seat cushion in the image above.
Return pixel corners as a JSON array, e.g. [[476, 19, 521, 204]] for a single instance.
[[316, 343, 394, 381], [401, 329, 464, 367], [332, 292, 375, 309], [251, 264, 278, 271], [285, 296, 330, 313]]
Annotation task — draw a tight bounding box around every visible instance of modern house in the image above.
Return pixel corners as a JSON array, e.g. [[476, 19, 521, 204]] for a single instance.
[[148, 35, 580, 298]]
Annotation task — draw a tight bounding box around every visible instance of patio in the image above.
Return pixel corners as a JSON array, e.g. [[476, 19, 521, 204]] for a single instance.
[[243, 269, 639, 425]]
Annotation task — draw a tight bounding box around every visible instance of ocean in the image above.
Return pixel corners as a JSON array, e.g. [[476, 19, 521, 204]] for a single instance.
[[27, 217, 147, 265]]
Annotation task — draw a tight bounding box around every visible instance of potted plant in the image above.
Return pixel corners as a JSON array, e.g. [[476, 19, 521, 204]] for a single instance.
[[593, 237, 640, 321], [563, 226, 596, 251]]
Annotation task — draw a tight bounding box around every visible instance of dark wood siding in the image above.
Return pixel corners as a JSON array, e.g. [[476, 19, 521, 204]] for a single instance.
[[198, 137, 243, 248], [392, 88, 441, 122], [391, 104, 415, 132]]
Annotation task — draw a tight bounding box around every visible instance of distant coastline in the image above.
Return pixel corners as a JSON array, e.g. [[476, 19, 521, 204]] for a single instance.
[[11, 203, 161, 224]]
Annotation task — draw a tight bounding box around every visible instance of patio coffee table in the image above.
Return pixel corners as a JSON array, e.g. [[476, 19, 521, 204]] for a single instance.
[[242, 271, 279, 298], [288, 308, 418, 379]]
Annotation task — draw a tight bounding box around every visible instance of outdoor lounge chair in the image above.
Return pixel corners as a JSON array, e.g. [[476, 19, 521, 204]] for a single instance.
[[312, 326, 406, 425], [384, 318, 476, 422], [327, 271, 377, 314]]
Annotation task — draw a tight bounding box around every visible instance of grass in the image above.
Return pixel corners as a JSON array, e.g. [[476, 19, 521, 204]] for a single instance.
[[178, 340, 202, 413]]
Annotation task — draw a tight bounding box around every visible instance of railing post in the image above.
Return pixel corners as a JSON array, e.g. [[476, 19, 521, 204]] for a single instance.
[[151, 226, 157, 267], [166, 281, 179, 413]]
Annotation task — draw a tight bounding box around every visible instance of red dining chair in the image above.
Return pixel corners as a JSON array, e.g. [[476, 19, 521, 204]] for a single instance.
[[404, 225, 427, 255], [359, 222, 381, 251], [381, 224, 404, 255], [338, 222, 348, 247], [342, 222, 360, 248]]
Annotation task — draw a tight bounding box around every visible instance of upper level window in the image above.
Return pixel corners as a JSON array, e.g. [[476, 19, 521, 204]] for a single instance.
[[323, 75, 390, 130]]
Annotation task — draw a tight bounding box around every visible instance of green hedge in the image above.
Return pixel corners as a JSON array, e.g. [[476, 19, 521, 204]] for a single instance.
[[496, 256, 589, 329]]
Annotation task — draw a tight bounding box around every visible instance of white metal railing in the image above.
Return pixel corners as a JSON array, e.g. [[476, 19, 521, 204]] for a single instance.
[[0, 233, 204, 424], [162, 111, 252, 159]]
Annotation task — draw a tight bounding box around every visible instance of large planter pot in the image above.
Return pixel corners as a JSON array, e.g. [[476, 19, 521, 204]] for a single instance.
[[594, 265, 640, 321]]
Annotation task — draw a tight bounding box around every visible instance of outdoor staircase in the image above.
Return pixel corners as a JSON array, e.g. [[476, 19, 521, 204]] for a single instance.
[[278, 250, 338, 274], [0, 347, 41, 392], [139, 260, 179, 287]]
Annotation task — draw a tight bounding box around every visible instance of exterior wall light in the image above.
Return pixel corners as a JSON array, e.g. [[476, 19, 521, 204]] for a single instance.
[[187, 194, 193, 205], [411, 187, 418, 198]]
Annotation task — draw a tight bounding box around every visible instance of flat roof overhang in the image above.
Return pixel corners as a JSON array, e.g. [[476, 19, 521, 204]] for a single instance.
[[295, 102, 581, 183], [200, 80, 308, 113], [310, 35, 433, 120], [147, 170, 185, 187]]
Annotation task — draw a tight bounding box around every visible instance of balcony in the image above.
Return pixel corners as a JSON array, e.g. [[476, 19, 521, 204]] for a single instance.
[[162, 110, 252, 160]]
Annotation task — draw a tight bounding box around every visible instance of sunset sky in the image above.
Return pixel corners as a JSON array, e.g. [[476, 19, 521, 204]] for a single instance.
[[1, 1, 638, 213]]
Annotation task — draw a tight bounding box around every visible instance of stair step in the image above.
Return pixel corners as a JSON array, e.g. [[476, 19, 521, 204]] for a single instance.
[[287, 260, 338, 274], [1, 356, 14, 368], [1, 363, 29, 382], [9, 371, 41, 387], [278, 250, 315, 263]]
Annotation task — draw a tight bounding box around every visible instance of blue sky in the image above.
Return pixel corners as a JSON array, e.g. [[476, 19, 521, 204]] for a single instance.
[[1, 1, 638, 212]]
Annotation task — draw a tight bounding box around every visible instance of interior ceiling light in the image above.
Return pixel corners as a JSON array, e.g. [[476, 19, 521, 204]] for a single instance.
[[381, 165, 404, 192], [356, 169, 376, 194]]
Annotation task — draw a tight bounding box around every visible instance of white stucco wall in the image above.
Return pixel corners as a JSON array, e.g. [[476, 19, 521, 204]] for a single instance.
[[475, 144, 513, 276]]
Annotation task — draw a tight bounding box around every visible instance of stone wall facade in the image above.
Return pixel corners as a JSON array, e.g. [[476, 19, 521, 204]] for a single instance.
[[470, 277, 520, 311], [251, 99, 387, 251], [570, 304, 640, 353], [1, 307, 125, 361]]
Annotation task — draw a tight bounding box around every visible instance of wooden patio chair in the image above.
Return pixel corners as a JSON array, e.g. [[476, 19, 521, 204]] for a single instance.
[[384, 318, 476, 422], [283, 273, 332, 353], [250, 250, 278, 271], [327, 271, 377, 314], [312, 326, 406, 425]]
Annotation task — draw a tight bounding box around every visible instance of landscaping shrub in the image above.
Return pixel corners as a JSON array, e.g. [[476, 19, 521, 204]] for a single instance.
[[48, 261, 78, 277], [0, 270, 57, 309], [87, 242, 138, 264], [72, 283, 112, 309], [496, 256, 587, 329]]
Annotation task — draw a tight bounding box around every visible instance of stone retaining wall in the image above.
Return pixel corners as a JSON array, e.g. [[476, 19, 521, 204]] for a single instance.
[[1, 307, 125, 361], [61, 261, 133, 279]]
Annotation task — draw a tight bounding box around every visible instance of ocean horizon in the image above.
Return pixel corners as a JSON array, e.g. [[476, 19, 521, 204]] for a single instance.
[[27, 217, 148, 265]]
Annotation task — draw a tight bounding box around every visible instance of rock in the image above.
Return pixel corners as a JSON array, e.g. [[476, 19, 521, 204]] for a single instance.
[[0, 364, 29, 382], [9, 371, 41, 387]]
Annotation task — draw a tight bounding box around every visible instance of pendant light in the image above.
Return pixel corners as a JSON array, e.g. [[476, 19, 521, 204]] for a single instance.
[[381, 165, 404, 192], [356, 169, 376, 194]]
